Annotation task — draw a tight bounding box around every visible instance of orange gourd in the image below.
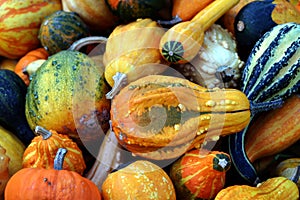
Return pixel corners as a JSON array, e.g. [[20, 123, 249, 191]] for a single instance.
[[5, 148, 101, 200], [22, 126, 86, 175], [0, 146, 10, 197], [14, 48, 49, 86], [170, 149, 231, 199]]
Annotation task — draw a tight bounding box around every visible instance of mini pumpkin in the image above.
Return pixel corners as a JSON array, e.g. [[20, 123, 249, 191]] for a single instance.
[[22, 126, 86, 175], [170, 149, 231, 199], [5, 148, 102, 200]]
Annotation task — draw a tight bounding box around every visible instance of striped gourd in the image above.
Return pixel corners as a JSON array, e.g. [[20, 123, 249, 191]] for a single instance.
[[229, 22, 300, 185]]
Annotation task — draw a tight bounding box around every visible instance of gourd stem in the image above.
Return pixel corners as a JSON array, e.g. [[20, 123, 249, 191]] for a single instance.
[[68, 36, 108, 51], [54, 148, 68, 170], [35, 126, 52, 140], [106, 72, 128, 99], [291, 165, 300, 183], [157, 15, 183, 26], [250, 99, 284, 116]]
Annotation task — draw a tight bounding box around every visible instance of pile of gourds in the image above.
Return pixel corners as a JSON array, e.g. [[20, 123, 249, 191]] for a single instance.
[[0, 0, 299, 199]]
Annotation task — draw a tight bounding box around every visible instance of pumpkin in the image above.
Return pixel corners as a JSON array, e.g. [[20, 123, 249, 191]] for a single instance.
[[62, 0, 118, 33], [14, 48, 49, 86], [170, 149, 231, 199], [110, 75, 250, 160], [38, 10, 90, 55], [159, 0, 239, 64], [0, 69, 35, 145], [158, 0, 214, 25], [5, 148, 102, 200], [103, 18, 167, 99], [22, 126, 86, 175], [0, 0, 62, 59], [234, 0, 300, 60], [102, 160, 176, 200], [274, 158, 300, 188], [0, 146, 10, 197], [105, 0, 167, 22], [0, 125, 25, 176], [245, 95, 300, 163], [214, 177, 299, 200], [25, 50, 111, 145]]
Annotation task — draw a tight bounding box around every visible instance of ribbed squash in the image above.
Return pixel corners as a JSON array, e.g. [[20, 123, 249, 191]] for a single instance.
[[39, 10, 90, 55], [25, 50, 111, 145], [170, 149, 231, 199], [111, 75, 250, 160], [22, 126, 86, 175], [215, 177, 299, 200], [0, 0, 62, 59], [229, 22, 300, 184]]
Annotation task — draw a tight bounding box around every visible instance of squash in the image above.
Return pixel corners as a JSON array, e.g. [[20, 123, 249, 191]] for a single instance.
[[158, 0, 214, 25], [234, 0, 300, 60], [228, 22, 300, 184], [25, 50, 111, 145], [110, 75, 251, 160], [0, 69, 35, 145], [62, 0, 118, 33], [0, 146, 10, 197], [105, 0, 167, 22], [0, 58, 17, 71], [159, 0, 239, 64], [0, 0, 62, 59], [244, 95, 300, 163], [170, 149, 231, 199], [14, 48, 49, 86], [172, 24, 244, 89], [5, 148, 102, 200], [103, 18, 168, 98], [38, 10, 90, 55], [214, 177, 299, 200], [22, 126, 86, 175], [0, 125, 25, 176], [102, 160, 176, 200], [274, 158, 300, 188]]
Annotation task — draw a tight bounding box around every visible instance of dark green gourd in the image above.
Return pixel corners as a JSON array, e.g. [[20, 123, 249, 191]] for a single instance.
[[229, 22, 300, 185], [0, 69, 35, 145]]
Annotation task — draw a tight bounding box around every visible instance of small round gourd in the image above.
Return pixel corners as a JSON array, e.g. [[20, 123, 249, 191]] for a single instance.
[[38, 10, 90, 55]]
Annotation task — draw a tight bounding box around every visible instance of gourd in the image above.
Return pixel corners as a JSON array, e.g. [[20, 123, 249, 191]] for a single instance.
[[0, 58, 17, 71], [22, 126, 86, 175], [103, 18, 167, 98], [228, 22, 300, 185], [0, 125, 25, 176], [170, 149, 231, 199], [62, 0, 118, 33], [102, 160, 176, 200], [173, 24, 244, 89], [0, 0, 62, 59], [158, 0, 214, 25], [159, 0, 239, 64], [39, 10, 90, 55], [105, 0, 167, 22], [234, 0, 300, 60], [0, 146, 10, 197], [110, 75, 251, 160], [5, 148, 102, 200], [25, 50, 111, 145], [14, 48, 49, 86], [214, 177, 299, 200], [245, 95, 300, 163], [0, 69, 35, 145], [274, 158, 300, 188]]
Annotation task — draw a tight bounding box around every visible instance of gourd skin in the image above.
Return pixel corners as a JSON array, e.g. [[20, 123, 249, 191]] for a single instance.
[[0, 146, 10, 197]]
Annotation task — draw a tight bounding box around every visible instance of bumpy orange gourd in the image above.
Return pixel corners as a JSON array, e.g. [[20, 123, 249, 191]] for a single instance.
[[110, 75, 250, 160], [14, 48, 49, 86], [170, 149, 231, 199], [5, 148, 101, 200], [22, 126, 86, 175]]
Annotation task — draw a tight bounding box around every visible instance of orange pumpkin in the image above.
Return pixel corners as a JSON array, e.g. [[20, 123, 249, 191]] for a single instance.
[[170, 149, 231, 199], [14, 48, 49, 86], [22, 126, 86, 175], [5, 148, 101, 200]]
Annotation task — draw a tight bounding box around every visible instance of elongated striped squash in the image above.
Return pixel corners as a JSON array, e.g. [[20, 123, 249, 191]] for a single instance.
[[229, 22, 300, 185]]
